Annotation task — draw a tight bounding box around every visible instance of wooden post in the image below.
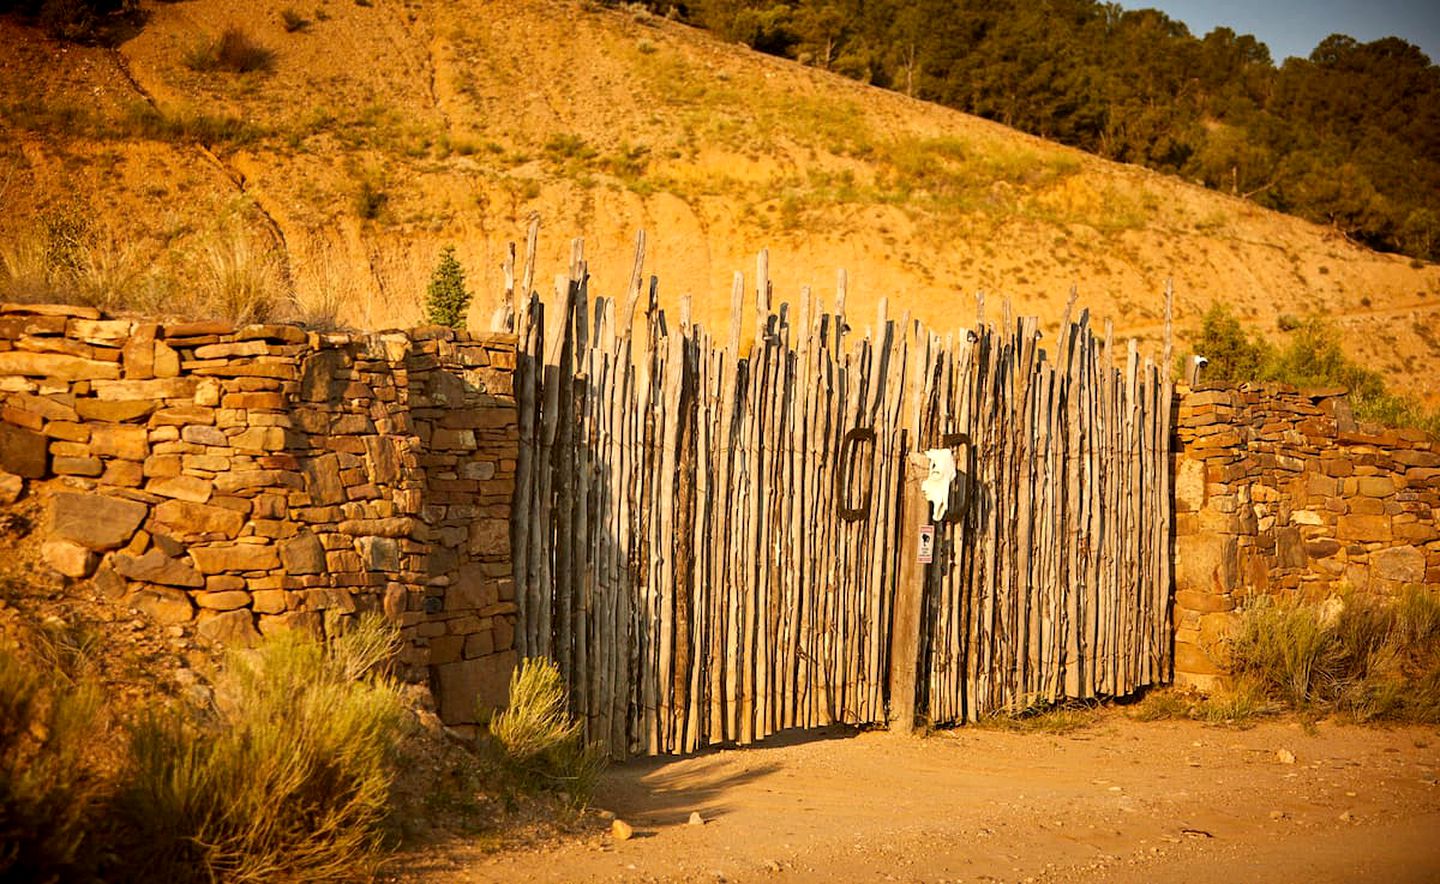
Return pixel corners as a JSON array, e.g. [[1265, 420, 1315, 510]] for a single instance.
[[500, 242, 516, 333], [889, 451, 930, 734]]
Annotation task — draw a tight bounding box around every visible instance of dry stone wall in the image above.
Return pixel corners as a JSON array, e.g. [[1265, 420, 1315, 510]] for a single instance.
[[1172, 383, 1440, 688], [0, 302, 518, 725]]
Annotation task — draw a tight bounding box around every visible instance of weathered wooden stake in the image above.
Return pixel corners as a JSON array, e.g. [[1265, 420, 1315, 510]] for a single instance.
[[889, 452, 930, 734]]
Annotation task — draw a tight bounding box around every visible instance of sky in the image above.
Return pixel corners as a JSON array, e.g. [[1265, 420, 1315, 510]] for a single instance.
[[1118, 0, 1440, 64]]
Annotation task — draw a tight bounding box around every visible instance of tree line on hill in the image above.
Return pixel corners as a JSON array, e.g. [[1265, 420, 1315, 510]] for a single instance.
[[657, 0, 1440, 262]]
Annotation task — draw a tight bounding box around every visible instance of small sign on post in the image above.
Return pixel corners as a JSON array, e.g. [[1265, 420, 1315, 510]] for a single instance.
[[917, 524, 934, 564]]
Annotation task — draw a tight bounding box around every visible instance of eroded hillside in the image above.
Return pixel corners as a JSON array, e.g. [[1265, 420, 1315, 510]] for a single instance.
[[1, 0, 1437, 402]]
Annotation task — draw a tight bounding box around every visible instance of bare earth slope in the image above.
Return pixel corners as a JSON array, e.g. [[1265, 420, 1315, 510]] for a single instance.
[[1, 0, 1437, 402], [395, 714, 1440, 883]]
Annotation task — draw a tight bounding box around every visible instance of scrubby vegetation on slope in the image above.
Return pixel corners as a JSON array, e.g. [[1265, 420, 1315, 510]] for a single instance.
[[1185, 305, 1440, 435], [661, 0, 1440, 262]]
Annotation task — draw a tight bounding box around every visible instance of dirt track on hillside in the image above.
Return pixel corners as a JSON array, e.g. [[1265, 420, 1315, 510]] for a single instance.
[[395, 712, 1440, 883]]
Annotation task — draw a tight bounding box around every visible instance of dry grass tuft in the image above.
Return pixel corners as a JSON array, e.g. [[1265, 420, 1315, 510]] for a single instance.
[[485, 657, 607, 807], [115, 614, 409, 883], [1130, 680, 1274, 728], [1228, 588, 1440, 723], [290, 247, 362, 331], [0, 215, 148, 311], [974, 699, 1102, 735], [0, 227, 56, 303], [281, 8, 309, 32], [197, 231, 288, 325], [184, 27, 275, 74], [0, 641, 105, 881]]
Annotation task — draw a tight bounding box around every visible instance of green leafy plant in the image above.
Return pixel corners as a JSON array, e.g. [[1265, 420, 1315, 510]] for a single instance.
[[422, 245, 472, 329], [485, 657, 607, 806], [1183, 304, 1271, 382], [1265, 318, 1440, 435], [1183, 307, 1440, 435]]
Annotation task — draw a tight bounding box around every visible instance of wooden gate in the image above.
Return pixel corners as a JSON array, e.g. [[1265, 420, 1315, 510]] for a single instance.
[[509, 241, 1173, 757]]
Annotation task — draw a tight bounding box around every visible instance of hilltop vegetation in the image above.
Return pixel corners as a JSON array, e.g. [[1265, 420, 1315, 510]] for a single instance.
[[669, 0, 1440, 262]]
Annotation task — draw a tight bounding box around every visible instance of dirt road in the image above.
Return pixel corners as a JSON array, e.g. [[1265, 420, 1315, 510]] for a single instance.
[[401, 713, 1440, 883]]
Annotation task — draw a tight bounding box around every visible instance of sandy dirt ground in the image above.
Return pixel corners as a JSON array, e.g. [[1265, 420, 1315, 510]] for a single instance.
[[395, 712, 1440, 883]]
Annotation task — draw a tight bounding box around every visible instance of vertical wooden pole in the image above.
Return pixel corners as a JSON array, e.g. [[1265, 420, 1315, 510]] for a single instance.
[[500, 242, 516, 333], [889, 451, 930, 734], [520, 215, 540, 297]]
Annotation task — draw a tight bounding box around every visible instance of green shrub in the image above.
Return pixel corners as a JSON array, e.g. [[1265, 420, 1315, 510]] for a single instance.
[[486, 657, 607, 806], [1268, 318, 1440, 435], [1182, 307, 1440, 435], [1183, 304, 1271, 382], [542, 133, 599, 166], [1229, 593, 1340, 707], [184, 27, 274, 74], [0, 642, 104, 881], [114, 614, 409, 883], [422, 245, 472, 329]]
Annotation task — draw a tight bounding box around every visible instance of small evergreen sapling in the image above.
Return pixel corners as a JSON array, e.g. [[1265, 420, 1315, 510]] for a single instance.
[[423, 245, 472, 329]]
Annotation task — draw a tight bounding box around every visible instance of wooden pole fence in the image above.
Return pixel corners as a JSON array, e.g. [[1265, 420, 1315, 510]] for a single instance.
[[509, 239, 1174, 757]]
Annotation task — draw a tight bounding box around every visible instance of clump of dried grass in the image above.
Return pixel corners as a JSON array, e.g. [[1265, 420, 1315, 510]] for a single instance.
[[1229, 588, 1440, 723], [115, 614, 409, 882], [183, 27, 275, 74], [196, 230, 288, 325], [484, 657, 607, 807], [0, 640, 105, 881]]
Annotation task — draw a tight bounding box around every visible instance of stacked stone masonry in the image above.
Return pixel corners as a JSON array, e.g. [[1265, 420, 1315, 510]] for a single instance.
[[0, 302, 519, 724], [1173, 382, 1440, 688]]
